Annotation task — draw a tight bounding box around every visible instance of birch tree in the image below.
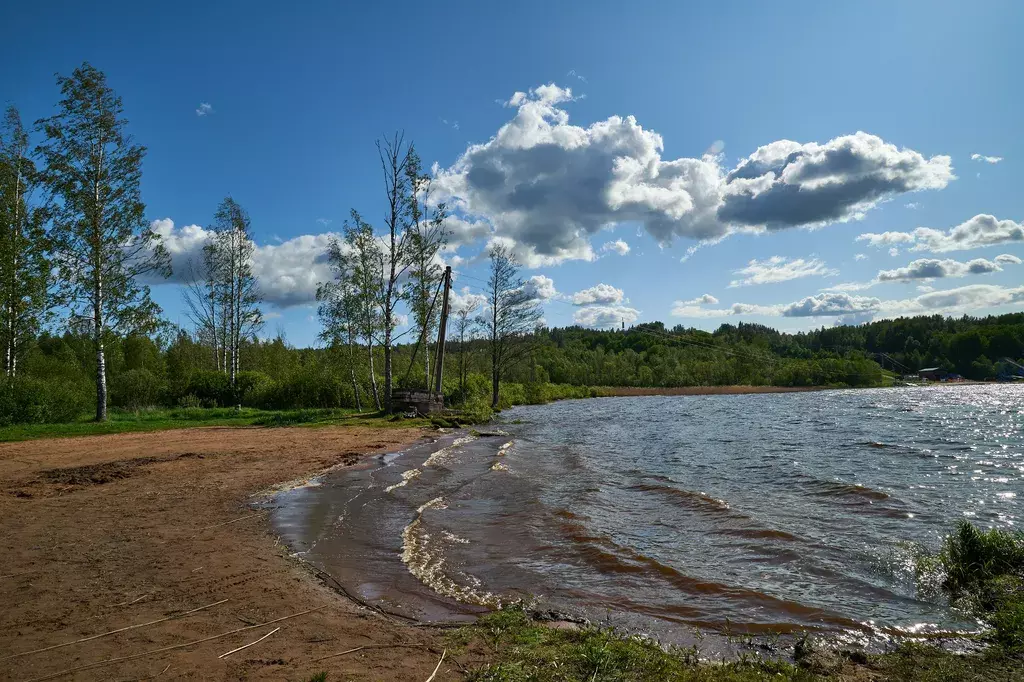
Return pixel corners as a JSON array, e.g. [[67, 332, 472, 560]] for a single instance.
[[404, 146, 448, 388], [375, 133, 414, 410], [0, 106, 49, 377], [36, 63, 170, 420], [342, 210, 383, 410], [181, 245, 223, 369], [479, 243, 542, 408], [208, 197, 262, 392], [317, 234, 366, 412]]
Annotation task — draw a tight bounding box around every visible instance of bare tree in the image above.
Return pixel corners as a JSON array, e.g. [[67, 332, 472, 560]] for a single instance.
[[453, 295, 480, 400], [181, 251, 221, 369], [375, 133, 414, 411], [479, 243, 543, 408], [404, 146, 448, 388]]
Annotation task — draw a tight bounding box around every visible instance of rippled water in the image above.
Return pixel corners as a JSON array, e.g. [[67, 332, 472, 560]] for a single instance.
[[270, 384, 1023, 646]]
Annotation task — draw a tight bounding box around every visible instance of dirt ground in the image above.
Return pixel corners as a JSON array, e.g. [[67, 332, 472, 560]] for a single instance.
[[0, 425, 469, 682]]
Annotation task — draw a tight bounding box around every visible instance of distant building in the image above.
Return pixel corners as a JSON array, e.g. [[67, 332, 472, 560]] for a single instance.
[[918, 367, 944, 381]]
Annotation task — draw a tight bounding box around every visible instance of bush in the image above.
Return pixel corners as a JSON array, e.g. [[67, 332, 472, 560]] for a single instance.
[[935, 521, 1024, 650], [0, 376, 91, 425], [111, 368, 165, 411], [235, 370, 276, 407], [180, 370, 232, 407], [263, 368, 355, 410]]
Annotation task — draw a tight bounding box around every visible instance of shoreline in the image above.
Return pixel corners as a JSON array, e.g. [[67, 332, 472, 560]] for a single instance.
[[0, 424, 461, 681]]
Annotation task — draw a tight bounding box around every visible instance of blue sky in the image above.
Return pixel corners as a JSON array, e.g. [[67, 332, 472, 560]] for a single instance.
[[3, 0, 1022, 346]]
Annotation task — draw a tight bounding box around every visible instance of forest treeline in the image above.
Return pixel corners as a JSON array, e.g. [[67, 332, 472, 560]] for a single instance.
[[3, 63, 1023, 427], [3, 310, 1023, 426]]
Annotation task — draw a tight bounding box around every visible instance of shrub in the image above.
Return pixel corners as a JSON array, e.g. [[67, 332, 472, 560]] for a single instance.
[[0, 376, 91, 425], [180, 370, 232, 407], [111, 368, 165, 411]]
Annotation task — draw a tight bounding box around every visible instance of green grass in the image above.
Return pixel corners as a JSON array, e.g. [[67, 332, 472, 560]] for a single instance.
[[450, 606, 817, 682], [0, 406, 431, 442], [454, 605, 1024, 682]]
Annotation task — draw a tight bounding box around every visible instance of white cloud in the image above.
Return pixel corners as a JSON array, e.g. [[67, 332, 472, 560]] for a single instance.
[[571, 283, 624, 305], [449, 286, 487, 315], [573, 304, 639, 328], [854, 253, 868, 261], [728, 256, 837, 287], [877, 255, 1017, 282], [149, 218, 339, 308], [196, 102, 213, 117], [679, 293, 719, 306], [905, 202, 920, 209], [821, 281, 876, 292], [600, 239, 630, 256], [889, 247, 900, 257], [857, 214, 1024, 253], [971, 153, 1003, 164], [316, 217, 332, 226], [432, 84, 953, 266], [522, 274, 558, 301], [671, 284, 1024, 322]]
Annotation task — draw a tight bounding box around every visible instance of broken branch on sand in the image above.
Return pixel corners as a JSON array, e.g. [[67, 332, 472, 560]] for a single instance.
[[217, 626, 280, 659], [1, 598, 229, 661], [23, 607, 321, 682]]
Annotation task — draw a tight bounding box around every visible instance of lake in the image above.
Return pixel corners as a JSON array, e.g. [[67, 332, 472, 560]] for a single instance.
[[269, 384, 1023, 648]]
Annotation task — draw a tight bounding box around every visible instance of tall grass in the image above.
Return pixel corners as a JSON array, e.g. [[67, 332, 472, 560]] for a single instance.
[[938, 521, 1024, 650]]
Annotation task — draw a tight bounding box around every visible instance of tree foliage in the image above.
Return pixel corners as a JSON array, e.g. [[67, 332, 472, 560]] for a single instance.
[[35, 62, 170, 420]]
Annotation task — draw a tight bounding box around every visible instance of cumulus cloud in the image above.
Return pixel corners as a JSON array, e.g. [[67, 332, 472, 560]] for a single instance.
[[854, 253, 868, 261], [600, 239, 630, 255], [571, 283, 625, 305], [149, 218, 338, 308], [857, 214, 1024, 253], [728, 256, 837, 287], [971, 153, 1003, 164], [679, 293, 719, 306], [876, 255, 1018, 282], [196, 102, 213, 117], [574, 304, 639, 328], [449, 286, 487, 315], [671, 284, 1024, 322], [522, 274, 558, 301], [432, 84, 953, 266]]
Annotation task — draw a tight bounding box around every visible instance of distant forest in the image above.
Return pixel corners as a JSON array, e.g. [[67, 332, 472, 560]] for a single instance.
[[3, 311, 1022, 426]]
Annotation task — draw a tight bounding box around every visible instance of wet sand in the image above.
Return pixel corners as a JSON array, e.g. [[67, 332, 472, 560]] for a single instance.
[[0, 425, 467, 681]]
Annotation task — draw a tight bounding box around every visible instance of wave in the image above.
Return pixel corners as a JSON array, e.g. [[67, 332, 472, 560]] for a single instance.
[[787, 473, 891, 501], [423, 434, 478, 468], [559, 519, 858, 630], [626, 483, 739, 515], [400, 496, 501, 607], [385, 468, 421, 492]]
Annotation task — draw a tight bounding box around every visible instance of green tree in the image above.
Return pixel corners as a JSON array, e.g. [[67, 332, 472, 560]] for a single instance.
[[480, 243, 543, 408], [0, 105, 49, 377], [317, 232, 365, 412], [36, 63, 170, 421], [208, 197, 262, 394]]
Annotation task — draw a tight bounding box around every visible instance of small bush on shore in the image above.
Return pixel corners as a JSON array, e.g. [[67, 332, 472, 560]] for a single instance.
[[939, 520, 1024, 650]]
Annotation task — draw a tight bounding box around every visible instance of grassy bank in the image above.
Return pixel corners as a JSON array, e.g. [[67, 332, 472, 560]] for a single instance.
[[0, 406, 430, 442], [448, 521, 1024, 681]]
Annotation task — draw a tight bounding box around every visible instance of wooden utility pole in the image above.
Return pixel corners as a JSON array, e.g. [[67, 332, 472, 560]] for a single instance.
[[432, 266, 452, 395]]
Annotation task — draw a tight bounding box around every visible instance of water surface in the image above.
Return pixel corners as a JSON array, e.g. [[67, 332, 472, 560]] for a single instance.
[[270, 384, 1022, 646]]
